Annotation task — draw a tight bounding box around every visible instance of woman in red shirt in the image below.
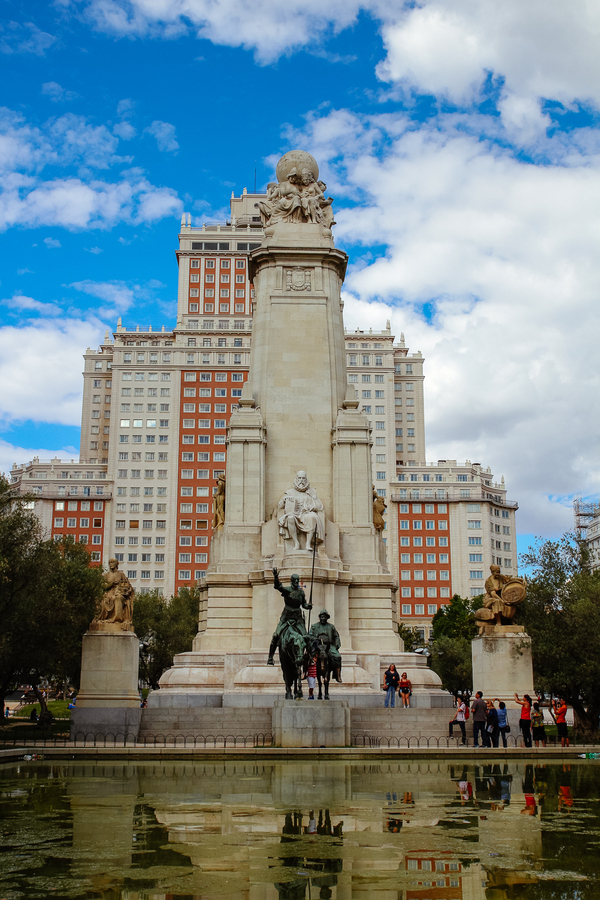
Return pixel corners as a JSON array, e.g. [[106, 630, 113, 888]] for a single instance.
[[399, 672, 412, 708], [514, 693, 533, 748], [553, 698, 569, 747]]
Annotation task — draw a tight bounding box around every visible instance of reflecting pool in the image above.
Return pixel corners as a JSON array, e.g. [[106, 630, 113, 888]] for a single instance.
[[1, 758, 600, 899]]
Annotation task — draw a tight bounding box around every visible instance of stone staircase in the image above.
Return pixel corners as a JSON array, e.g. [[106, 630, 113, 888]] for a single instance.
[[139, 706, 272, 743], [139, 703, 455, 746], [350, 707, 454, 745]]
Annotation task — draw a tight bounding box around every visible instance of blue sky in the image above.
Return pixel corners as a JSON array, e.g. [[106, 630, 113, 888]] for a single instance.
[[2, 0, 600, 552]]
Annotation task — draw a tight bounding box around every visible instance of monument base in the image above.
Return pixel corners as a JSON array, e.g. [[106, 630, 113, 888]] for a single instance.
[[273, 699, 350, 747], [472, 629, 534, 708], [71, 706, 142, 740], [72, 629, 141, 739]]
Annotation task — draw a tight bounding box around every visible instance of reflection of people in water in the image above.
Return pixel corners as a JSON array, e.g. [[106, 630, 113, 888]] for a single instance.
[[500, 764, 513, 807], [387, 817, 403, 833], [275, 810, 343, 900], [452, 768, 474, 805], [521, 764, 538, 816], [558, 764, 574, 810], [534, 764, 548, 809]]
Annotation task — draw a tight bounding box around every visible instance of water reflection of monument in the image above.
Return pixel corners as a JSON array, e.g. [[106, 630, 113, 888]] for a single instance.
[[10, 758, 584, 900]]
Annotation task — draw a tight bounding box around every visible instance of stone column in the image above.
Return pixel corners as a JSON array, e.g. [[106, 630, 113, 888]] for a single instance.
[[471, 626, 534, 706]]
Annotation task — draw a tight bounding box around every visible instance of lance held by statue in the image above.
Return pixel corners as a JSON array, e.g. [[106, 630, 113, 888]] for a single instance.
[[268, 568, 312, 699]]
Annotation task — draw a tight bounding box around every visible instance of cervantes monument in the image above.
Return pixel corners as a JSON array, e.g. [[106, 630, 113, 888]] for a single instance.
[[153, 150, 446, 714], [71, 559, 142, 738]]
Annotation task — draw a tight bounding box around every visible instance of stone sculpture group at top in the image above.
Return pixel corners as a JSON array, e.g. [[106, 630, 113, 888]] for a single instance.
[[258, 150, 335, 229]]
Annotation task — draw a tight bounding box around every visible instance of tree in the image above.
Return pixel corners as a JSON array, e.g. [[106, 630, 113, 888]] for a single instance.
[[0, 476, 102, 723], [431, 594, 479, 642], [428, 595, 478, 697], [520, 535, 600, 740], [134, 586, 200, 689], [398, 623, 425, 652]]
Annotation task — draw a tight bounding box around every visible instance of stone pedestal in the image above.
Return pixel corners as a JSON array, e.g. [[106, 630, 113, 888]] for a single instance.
[[71, 629, 141, 739], [472, 627, 534, 707], [273, 699, 350, 747]]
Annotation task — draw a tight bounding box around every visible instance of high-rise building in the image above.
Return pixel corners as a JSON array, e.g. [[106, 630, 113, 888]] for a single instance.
[[7, 187, 519, 620]]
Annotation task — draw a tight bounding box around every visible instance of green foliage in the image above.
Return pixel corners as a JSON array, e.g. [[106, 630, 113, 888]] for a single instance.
[[431, 594, 479, 641], [134, 586, 200, 689], [429, 635, 473, 697], [520, 534, 600, 739], [398, 623, 424, 652], [14, 700, 71, 719], [0, 476, 102, 717], [428, 595, 478, 697]]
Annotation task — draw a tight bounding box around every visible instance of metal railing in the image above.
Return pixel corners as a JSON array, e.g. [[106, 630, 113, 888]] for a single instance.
[[0, 731, 274, 749], [350, 733, 564, 749]]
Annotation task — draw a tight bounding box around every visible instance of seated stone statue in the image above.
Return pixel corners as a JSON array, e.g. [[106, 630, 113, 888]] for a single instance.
[[278, 470, 324, 551], [309, 609, 342, 682], [475, 565, 526, 634], [93, 558, 135, 629]]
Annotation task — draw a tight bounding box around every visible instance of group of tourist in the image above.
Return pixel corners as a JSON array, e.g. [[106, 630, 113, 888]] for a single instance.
[[449, 691, 570, 748], [383, 664, 412, 708]]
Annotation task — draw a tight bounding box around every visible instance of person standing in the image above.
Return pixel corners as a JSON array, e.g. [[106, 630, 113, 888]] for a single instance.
[[305, 653, 317, 699], [449, 697, 467, 744], [515, 693, 533, 748], [399, 672, 412, 708], [486, 700, 500, 748], [553, 698, 569, 747], [496, 700, 509, 748], [383, 664, 400, 708], [531, 702, 547, 748], [471, 692, 488, 748]]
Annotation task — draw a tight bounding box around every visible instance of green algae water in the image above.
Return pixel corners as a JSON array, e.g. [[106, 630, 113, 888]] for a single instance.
[[1, 759, 600, 899]]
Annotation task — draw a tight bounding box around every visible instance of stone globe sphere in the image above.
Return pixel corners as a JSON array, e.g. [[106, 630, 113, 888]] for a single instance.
[[276, 150, 319, 184]]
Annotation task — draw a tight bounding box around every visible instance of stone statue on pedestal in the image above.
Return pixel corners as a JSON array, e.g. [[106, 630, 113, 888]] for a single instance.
[[278, 470, 324, 551], [475, 565, 526, 634], [309, 609, 342, 684], [92, 558, 135, 630]]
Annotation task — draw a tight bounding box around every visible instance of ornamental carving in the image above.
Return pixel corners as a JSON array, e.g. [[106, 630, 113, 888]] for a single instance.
[[257, 150, 335, 229], [286, 268, 312, 292]]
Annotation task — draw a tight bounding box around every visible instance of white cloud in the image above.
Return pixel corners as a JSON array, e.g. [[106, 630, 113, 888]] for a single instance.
[[285, 109, 600, 535], [0, 318, 105, 427], [44, 236, 61, 248], [0, 107, 182, 231], [69, 279, 136, 316], [41, 82, 80, 103], [84, 246, 103, 253], [79, 0, 362, 63], [2, 293, 62, 316], [0, 21, 56, 56], [0, 441, 81, 479], [113, 121, 136, 139], [145, 120, 179, 153]]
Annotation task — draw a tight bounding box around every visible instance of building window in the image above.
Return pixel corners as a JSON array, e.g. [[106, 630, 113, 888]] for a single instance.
[[428, 604, 437, 614], [470, 570, 484, 579], [415, 604, 424, 615], [401, 604, 411, 614], [468, 520, 481, 529]]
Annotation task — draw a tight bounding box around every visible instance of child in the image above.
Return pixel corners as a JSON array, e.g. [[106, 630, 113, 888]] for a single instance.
[[305, 654, 317, 699]]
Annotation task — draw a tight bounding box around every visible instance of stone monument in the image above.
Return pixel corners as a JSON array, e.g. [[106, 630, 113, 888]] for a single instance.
[[150, 150, 450, 739], [71, 559, 141, 739], [471, 566, 534, 708]]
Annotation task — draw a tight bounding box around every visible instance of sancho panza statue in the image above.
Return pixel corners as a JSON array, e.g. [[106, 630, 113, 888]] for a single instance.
[[278, 470, 324, 551], [309, 609, 342, 682], [475, 565, 526, 634], [92, 558, 135, 630]]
